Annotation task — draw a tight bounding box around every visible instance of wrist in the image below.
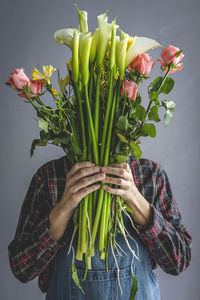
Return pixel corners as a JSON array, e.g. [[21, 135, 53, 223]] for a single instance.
[[127, 187, 153, 227]]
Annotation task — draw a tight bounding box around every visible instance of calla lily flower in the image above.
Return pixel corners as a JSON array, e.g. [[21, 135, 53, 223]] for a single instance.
[[74, 4, 88, 33], [109, 20, 119, 70], [54, 28, 74, 49], [116, 30, 129, 80], [72, 29, 80, 83], [90, 28, 99, 63], [125, 36, 162, 68], [96, 12, 112, 67], [79, 32, 93, 85]]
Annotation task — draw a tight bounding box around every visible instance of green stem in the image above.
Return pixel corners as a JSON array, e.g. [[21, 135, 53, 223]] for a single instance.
[[114, 79, 122, 120], [84, 84, 99, 165], [99, 89, 117, 252], [99, 192, 108, 252], [76, 203, 83, 261], [74, 82, 87, 161], [81, 195, 89, 253], [100, 68, 114, 165], [89, 186, 105, 254], [121, 95, 127, 116], [104, 89, 117, 164], [157, 64, 173, 93], [94, 68, 102, 150]]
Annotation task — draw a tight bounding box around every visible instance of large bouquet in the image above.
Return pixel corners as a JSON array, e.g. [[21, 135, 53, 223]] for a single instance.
[[6, 5, 184, 299]]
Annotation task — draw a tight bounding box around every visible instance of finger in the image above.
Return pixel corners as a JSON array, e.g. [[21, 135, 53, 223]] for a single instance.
[[103, 184, 124, 196], [78, 184, 101, 199], [69, 165, 102, 185], [101, 176, 129, 189], [109, 162, 130, 171], [71, 172, 106, 193], [101, 166, 129, 180], [70, 161, 95, 176]]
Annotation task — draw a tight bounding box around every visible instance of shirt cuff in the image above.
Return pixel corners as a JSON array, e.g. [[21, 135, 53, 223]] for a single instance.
[[134, 203, 164, 239], [37, 216, 67, 252]]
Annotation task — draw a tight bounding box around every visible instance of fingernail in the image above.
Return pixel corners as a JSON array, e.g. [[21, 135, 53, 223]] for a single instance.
[[100, 173, 105, 177]]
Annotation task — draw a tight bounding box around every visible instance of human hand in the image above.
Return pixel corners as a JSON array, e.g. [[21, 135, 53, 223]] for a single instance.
[[100, 162, 137, 206], [59, 161, 106, 211], [100, 162, 153, 227]]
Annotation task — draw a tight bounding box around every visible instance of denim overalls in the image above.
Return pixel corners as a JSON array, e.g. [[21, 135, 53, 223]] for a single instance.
[[45, 159, 160, 300]]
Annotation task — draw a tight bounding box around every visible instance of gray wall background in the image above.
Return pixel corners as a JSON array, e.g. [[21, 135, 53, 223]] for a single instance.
[[1, 0, 199, 299]]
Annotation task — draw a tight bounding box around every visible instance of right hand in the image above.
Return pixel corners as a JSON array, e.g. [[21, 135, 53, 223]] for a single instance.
[[59, 161, 106, 211]]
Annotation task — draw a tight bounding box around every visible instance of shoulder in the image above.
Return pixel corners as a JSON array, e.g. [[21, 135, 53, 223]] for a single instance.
[[129, 155, 164, 176], [36, 155, 68, 180]]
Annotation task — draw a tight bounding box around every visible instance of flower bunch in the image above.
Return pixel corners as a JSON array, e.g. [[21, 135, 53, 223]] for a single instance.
[[6, 5, 184, 299]]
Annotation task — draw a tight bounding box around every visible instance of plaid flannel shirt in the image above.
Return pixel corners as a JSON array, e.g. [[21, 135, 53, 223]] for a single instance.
[[8, 155, 192, 293]]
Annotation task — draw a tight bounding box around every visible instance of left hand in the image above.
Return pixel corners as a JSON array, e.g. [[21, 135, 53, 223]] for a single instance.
[[101, 162, 137, 206], [101, 162, 153, 227]]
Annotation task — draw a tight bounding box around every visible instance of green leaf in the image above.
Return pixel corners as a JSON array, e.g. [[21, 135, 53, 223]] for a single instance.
[[135, 94, 141, 105], [40, 130, 47, 141], [129, 118, 137, 126], [130, 141, 142, 158], [116, 132, 129, 144], [116, 115, 129, 131], [58, 136, 71, 145], [72, 260, 85, 294], [115, 140, 122, 154], [150, 76, 163, 91], [115, 154, 129, 163], [149, 91, 158, 102], [175, 49, 183, 57], [129, 272, 138, 300], [164, 109, 173, 126], [162, 100, 176, 109], [161, 78, 174, 94], [135, 104, 146, 122], [30, 139, 47, 157], [40, 130, 52, 141], [71, 140, 82, 155], [148, 106, 160, 122], [38, 119, 49, 133], [142, 123, 156, 137]]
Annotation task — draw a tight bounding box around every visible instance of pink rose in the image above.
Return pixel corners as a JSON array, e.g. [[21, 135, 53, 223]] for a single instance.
[[18, 80, 43, 98], [158, 45, 184, 73], [7, 68, 30, 90], [120, 80, 138, 101], [128, 53, 157, 75]]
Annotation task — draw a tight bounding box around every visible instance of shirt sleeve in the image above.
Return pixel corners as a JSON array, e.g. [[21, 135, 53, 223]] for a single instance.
[[135, 165, 192, 275], [8, 168, 66, 283]]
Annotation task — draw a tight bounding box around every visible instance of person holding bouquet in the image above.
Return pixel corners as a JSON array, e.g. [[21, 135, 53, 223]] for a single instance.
[[8, 154, 191, 299], [7, 6, 191, 300]]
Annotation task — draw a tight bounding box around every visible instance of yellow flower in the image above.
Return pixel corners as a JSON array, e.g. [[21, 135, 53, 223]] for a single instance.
[[32, 65, 56, 85], [58, 75, 70, 91], [51, 89, 59, 97]]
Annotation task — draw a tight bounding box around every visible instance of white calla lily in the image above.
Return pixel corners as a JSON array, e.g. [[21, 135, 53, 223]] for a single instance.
[[79, 32, 93, 85], [117, 30, 129, 80], [90, 28, 99, 63], [109, 20, 119, 70], [54, 28, 74, 49], [72, 29, 80, 83], [75, 4, 88, 33], [96, 12, 112, 67], [125, 36, 162, 68]]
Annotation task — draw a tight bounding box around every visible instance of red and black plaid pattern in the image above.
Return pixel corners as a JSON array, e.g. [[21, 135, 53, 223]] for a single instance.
[[8, 155, 192, 293]]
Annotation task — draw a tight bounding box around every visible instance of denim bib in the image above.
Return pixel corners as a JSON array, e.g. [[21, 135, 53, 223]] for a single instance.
[[46, 211, 160, 300], [45, 158, 160, 300]]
